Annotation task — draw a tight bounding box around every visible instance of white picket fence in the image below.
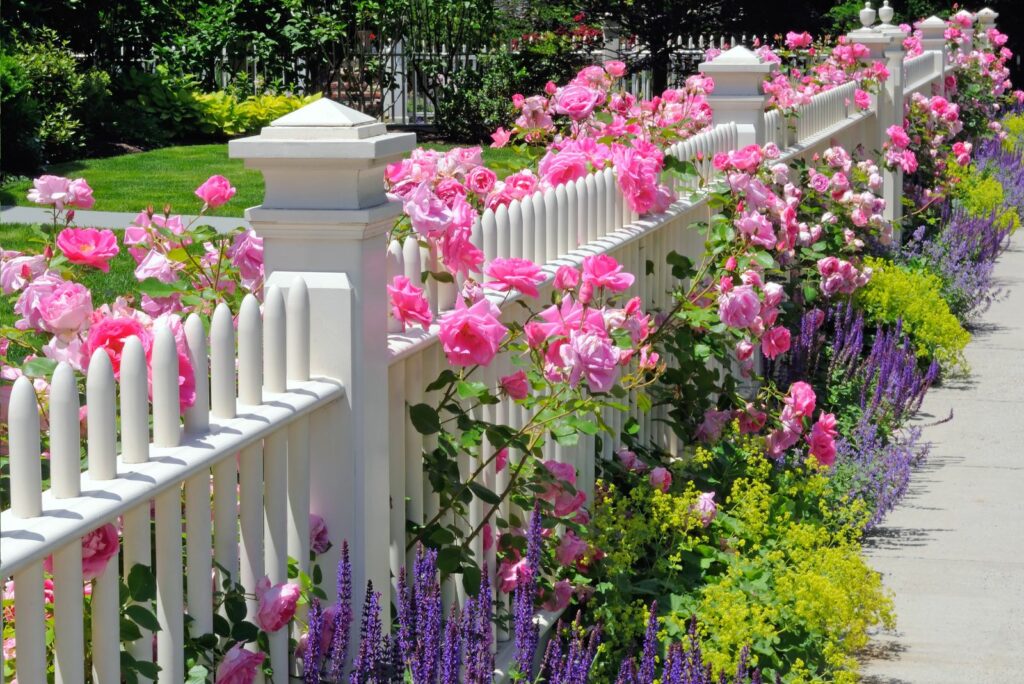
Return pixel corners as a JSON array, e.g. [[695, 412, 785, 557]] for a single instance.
[[0, 9, 984, 682]]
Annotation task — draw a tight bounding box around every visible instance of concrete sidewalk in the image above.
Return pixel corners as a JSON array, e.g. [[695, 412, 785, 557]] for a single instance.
[[0, 205, 250, 232], [861, 238, 1024, 682]]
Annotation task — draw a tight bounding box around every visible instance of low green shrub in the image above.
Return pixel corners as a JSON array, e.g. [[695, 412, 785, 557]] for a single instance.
[[586, 434, 892, 682], [193, 91, 321, 138], [948, 162, 1020, 232], [856, 257, 970, 371]]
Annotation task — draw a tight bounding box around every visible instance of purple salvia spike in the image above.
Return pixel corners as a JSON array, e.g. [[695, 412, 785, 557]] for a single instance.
[[305, 598, 324, 684], [638, 601, 659, 683], [439, 607, 461, 684], [329, 541, 354, 681]]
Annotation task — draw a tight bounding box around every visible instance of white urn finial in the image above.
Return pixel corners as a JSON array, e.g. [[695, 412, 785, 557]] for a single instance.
[[860, 1, 877, 29], [878, 0, 894, 24]]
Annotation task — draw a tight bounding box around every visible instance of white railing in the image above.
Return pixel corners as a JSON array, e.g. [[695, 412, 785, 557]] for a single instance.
[[1, 280, 345, 683], [794, 81, 858, 144]]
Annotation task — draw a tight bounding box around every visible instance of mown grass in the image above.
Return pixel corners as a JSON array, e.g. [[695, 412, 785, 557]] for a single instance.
[[0, 145, 264, 218], [0, 142, 533, 220]]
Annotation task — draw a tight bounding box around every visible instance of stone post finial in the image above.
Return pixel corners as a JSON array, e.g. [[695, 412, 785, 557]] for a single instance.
[[698, 46, 772, 147], [860, 1, 877, 29]]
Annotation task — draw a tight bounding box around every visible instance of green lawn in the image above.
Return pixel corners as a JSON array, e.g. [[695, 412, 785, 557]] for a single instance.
[[0, 142, 532, 218], [0, 145, 264, 218]]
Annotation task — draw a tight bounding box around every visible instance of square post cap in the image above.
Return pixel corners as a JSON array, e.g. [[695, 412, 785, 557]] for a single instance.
[[699, 46, 772, 97], [976, 7, 998, 26]]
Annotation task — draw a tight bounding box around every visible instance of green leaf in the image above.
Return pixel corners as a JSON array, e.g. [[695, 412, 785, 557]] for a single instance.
[[127, 564, 157, 602], [426, 370, 458, 392], [125, 604, 161, 632], [224, 594, 247, 624], [752, 252, 776, 269], [428, 270, 455, 284], [135, 661, 162, 680], [457, 381, 489, 399], [437, 546, 461, 573], [468, 481, 501, 505], [461, 564, 482, 596], [212, 614, 231, 637], [409, 403, 441, 435], [137, 278, 186, 298], [186, 664, 209, 684], [22, 357, 58, 379], [232, 620, 259, 642], [120, 616, 143, 642]]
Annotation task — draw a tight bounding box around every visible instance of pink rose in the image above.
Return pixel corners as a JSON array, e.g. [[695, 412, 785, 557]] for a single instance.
[[539, 150, 589, 187], [785, 31, 813, 49], [784, 381, 816, 417], [717, 284, 760, 329], [387, 275, 432, 330], [1, 253, 47, 294], [485, 257, 545, 298], [603, 60, 627, 78], [498, 555, 531, 593], [649, 466, 672, 493], [44, 523, 119, 581], [540, 460, 585, 516], [761, 326, 791, 359], [560, 330, 619, 393], [695, 408, 731, 443], [435, 178, 468, 207], [556, 530, 589, 565], [215, 644, 265, 684], [39, 281, 93, 340], [553, 85, 604, 120], [495, 448, 509, 471], [437, 297, 508, 367], [490, 127, 512, 148], [581, 254, 634, 293], [195, 175, 237, 208], [404, 182, 453, 239], [766, 424, 801, 459], [27, 175, 95, 209], [729, 145, 764, 173], [135, 249, 179, 284], [616, 448, 647, 472], [854, 88, 871, 110], [693, 491, 717, 526], [309, 514, 330, 554], [466, 166, 497, 195], [500, 370, 530, 400], [86, 316, 152, 376], [808, 172, 830, 193], [553, 265, 580, 290], [807, 411, 838, 466], [543, 579, 574, 612], [255, 576, 301, 632], [57, 228, 120, 272], [15, 272, 66, 332], [229, 229, 264, 292], [886, 125, 910, 150]]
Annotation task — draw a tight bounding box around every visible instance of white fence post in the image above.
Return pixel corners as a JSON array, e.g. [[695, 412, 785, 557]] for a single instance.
[[698, 46, 771, 147], [976, 7, 998, 33], [919, 16, 950, 93], [848, 8, 903, 226], [230, 99, 416, 614]]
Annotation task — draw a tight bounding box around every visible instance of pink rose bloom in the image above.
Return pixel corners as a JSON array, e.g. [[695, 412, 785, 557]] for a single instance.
[[603, 60, 627, 78], [761, 326, 791, 359], [44, 522, 119, 581], [1, 253, 47, 294], [729, 145, 764, 173], [784, 381, 816, 417], [766, 424, 801, 459], [255, 576, 301, 632], [134, 249, 179, 284], [886, 125, 910, 150], [387, 275, 432, 331], [227, 228, 263, 292], [539, 150, 589, 187], [854, 89, 871, 110], [649, 466, 672, 493], [495, 448, 509, 471], [483, 522, 494, 551], [736, 403, 767, 434], [560, 330, 619, 393], [435, 178, 469, 207], [466, 166, 497, 195], [553, 85, 604, 120], [498, 555, 531, 593], [543, 579, 574, 612], [581, 254, 634, 293], [503, 170, 539, 200], [735, 339, 755, 362], [556, 530, 589, 565], [39, 281, 92, 340], [785, 31, 813, 49], [717, 284, 759, 329], [57, 228, 120, 272], [85, 315, 152, 377], [14, 271, 65, 332], [695, 408, 731, 443], [404, 182, 455, 239], [807, 411, 838, 465], [27, 175, 95, 209], [485, 257, 545, 297], [440, 224, 484, 278], [216, 643, 265, 684], [540, 461, 586, 517], [693, 491, 717, 526], [500, 370, 530, 400], [616, 448, 647, 472], [553, 265, 580, 290], [309, 514, 330, 554], [437, 297, 507, 367], [195, 175, 237, 208], [490, 127, 512, 148]]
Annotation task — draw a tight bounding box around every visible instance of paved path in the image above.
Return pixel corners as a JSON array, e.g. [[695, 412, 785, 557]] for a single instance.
[[862, 237, 1024, 682], [0, 205, 249, 231]]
